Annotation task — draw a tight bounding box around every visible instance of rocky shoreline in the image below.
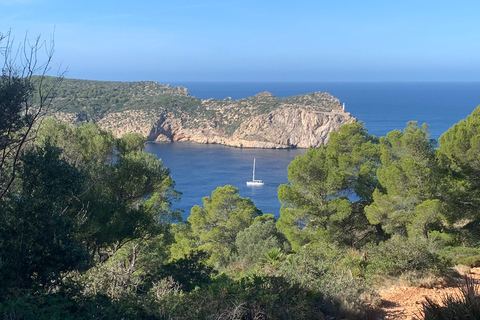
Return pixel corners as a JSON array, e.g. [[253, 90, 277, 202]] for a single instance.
[[52, 80, 356, 149], [143, 106, 354, 149]]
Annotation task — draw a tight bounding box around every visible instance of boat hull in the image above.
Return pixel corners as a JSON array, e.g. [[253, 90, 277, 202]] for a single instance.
[[247, 180, 264, 186]]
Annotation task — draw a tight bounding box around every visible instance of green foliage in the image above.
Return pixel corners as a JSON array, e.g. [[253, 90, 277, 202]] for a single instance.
[[277, 146, 350, 248], [0, 290, 82, 320], [116, 132, 146, 155], [6, 72, 480, 319], [0, 75, 32, 194], [438, 105, 480, 175], [233, 216, 290, 265], [276, 243, 375, 318], [158, 251, 216, 292], [0, 142, 87, 289], [364, 235, 449, 280], [437, 105, 480, 239], [277, 122, 379, 249], [0, 288, 151, 320], [46, 78, 352, 136], [0, 32, 63, 201], [328, 120, 381, 202], [261, 248, 285, 267], [173, 185, 262, 267], [338, 249, 368, 279], [457, 255, 480, 268], [170, 222, 197, 260], [437, 246, 480, 267], [34, 119, 181, 260], [46, 77, 203, 122], [0, 117, 181, 305], [0, 75, 30, 134], [365, 122, 444, 237], [35, 118, 116, 166], [0, 74, 31, 198], [144, 273, 328, 320]]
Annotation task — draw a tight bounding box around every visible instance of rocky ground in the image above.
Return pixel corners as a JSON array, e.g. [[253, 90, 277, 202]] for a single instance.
[[377, 267, 480, 319]]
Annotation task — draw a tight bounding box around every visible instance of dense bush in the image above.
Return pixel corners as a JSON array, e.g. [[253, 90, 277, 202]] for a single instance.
[[0, 289, 138, 320], [233, 217, 290, 265], [140, 274, 327, 320], [438, 246, 480, 267], [365, 235, 450, 281], [276, 244, 378, 319]]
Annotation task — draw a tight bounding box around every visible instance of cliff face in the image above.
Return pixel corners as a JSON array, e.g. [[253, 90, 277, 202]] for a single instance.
[[231, 107, 353, 148], [96, 105, 354, 149], [51, 79, 356, 149]]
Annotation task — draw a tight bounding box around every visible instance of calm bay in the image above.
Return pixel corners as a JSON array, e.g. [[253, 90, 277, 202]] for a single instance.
[[146, 82, 480, 218]]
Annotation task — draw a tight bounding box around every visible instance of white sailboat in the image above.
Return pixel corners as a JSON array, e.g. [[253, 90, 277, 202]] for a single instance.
[[246, 158, 264, 186]]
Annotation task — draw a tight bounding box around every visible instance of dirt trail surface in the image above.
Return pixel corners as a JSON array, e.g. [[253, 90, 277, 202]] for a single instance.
[[377, 268, 480, 319]]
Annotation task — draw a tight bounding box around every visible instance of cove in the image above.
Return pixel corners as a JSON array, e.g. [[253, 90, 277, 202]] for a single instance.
[[145, 142, 306, 219]]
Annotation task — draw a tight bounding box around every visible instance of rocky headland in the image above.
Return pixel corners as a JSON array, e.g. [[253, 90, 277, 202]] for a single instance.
[[51, 78, 356, 148]]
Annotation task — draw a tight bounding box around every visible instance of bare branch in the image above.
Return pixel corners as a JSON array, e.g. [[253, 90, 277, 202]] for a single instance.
[[0, 30, 65, 200]]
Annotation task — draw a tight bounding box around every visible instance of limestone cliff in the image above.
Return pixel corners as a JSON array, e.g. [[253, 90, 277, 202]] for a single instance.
[[50, 79, 356, 149]]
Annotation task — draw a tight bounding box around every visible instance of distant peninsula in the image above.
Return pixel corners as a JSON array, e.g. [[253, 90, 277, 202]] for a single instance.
[[49, 78, 356, 148]]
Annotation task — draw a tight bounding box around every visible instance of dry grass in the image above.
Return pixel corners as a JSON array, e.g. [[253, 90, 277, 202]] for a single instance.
[[421, 275, 480, 320]]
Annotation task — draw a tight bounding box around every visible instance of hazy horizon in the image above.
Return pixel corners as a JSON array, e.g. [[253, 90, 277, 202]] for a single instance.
[[3, 0, 479, 83]]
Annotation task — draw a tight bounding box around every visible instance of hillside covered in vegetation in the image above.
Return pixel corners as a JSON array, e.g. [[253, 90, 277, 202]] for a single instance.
[[46, 77, 356, 148], [4, 65, 480, 319], [5, 101, 480, 319]]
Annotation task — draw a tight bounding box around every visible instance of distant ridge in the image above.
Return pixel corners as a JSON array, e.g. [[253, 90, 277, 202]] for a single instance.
[[48, 77, 356, 148]]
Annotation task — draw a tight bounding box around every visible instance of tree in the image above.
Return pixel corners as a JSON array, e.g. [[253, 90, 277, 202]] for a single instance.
[[233, 215, 290, 265], [171, 185, 262, 266], [116, 132, 146, 156], [0, 142, 87, 289], [0, 31, 64, 200], [277, 122, 380, 250], [6, 118, 184, 301], [327, 121, 381, 203], [34, 117, 116, 167], [438, 106, 480, 217], [365, 122, 444, 238], [437, 105, 480, 243], [35, 119, 182, 262]]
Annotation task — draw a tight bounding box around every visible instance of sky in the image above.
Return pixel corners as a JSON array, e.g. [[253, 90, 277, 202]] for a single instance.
[[1, 0, 480, 82]]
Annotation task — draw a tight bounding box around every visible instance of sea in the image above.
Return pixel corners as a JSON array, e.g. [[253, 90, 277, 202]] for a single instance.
[[145, 81, 480, 219]]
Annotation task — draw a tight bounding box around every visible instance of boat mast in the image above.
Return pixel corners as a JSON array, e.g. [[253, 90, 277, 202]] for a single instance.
[[252, 158, 256, 181]]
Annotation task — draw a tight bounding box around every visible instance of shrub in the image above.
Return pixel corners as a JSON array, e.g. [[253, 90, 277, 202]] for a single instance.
[[159, 251, 216, 291], [277, 244, 378, 319], [145, 273, 327, 320], [365, 235, 449, 281], [337, 248, 368, 278], [0, 289, 136, 320], [233, 218, 289, 265], [438, 246, 480, 267], [458, 255, 480, 268], [422, 276, 480, 320]]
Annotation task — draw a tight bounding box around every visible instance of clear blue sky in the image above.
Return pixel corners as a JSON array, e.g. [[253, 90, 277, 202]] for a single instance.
[[2, 0, 479, 82]]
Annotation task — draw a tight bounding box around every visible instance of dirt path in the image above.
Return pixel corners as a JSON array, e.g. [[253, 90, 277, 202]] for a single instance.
[[377, 268, 480, 319]]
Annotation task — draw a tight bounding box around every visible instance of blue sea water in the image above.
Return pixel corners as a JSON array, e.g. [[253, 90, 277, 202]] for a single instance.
[[147, 81, 480, 219], [145, 142, 305, 219]]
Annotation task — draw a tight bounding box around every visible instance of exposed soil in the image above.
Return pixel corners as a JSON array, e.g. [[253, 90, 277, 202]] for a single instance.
[[376, 267, 480, 319]]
